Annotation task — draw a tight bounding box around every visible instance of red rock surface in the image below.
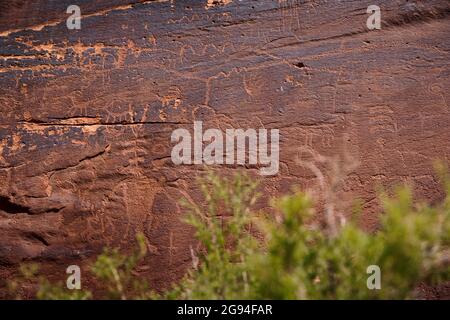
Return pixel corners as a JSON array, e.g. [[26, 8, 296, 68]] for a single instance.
[[0, 0, 449, 298]]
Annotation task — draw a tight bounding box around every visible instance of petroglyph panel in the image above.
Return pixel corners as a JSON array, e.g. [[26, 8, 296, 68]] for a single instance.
[[0, 0, 449, 298]]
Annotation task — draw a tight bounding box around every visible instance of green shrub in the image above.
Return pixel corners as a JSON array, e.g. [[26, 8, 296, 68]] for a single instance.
[[165, 172, 260, 299], [167, 169, 449, 299], [10, 234, 151, 300], [249, 187, 449, 299], [90, 233, 152, 299], [9, 167, 450, 300]]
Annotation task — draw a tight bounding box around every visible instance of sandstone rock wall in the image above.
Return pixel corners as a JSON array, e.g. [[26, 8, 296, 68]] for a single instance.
[[0, 0, 449, 296]]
